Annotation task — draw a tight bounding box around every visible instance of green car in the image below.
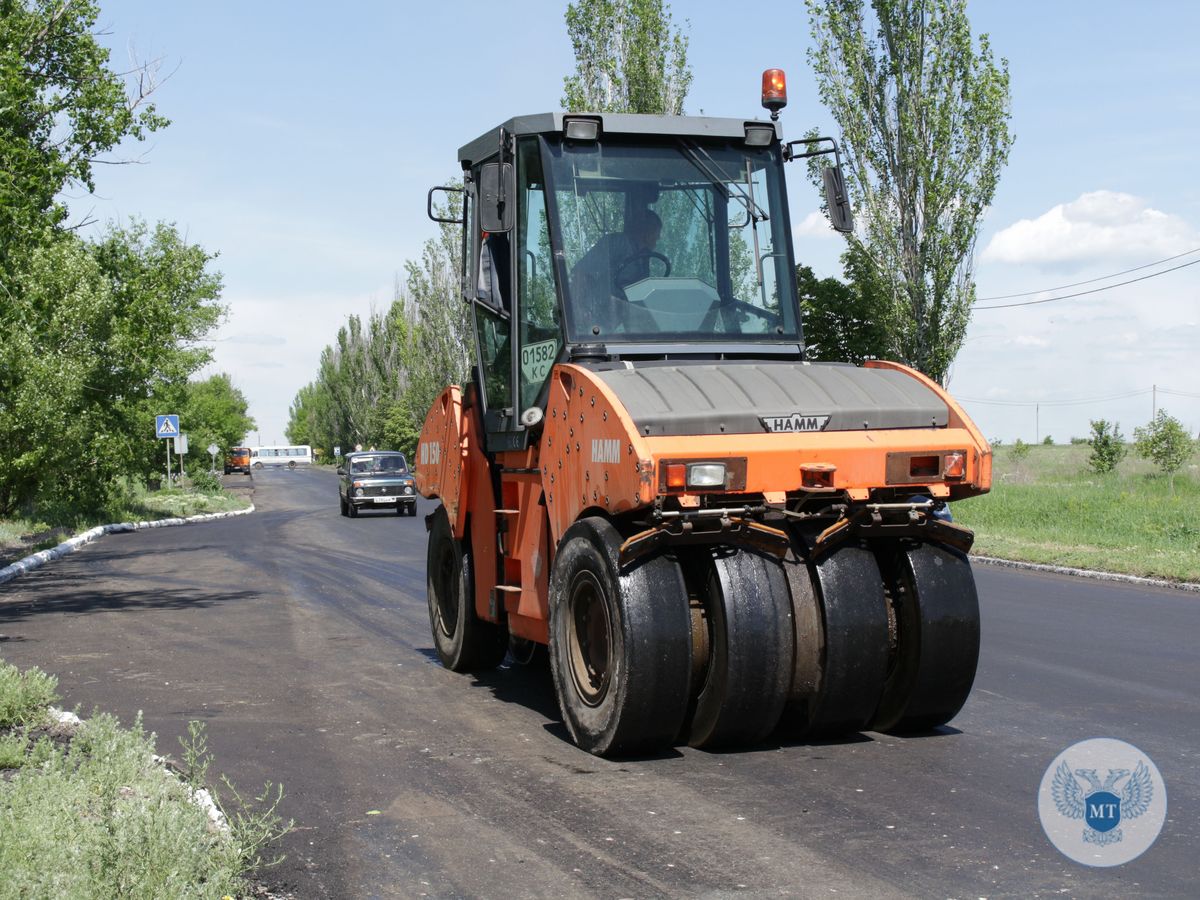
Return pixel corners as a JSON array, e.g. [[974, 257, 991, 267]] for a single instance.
[[337, 451, 417, 517]]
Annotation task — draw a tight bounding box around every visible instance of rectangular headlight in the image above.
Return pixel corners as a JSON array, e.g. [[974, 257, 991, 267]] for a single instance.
[[688, 463, 726, 488]]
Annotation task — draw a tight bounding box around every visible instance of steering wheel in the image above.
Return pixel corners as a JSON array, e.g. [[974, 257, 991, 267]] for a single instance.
[[613, 250, 671, 293]]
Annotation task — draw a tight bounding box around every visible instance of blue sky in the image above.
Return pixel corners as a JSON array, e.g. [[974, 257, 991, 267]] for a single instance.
[[76, 0, 1200, 445]]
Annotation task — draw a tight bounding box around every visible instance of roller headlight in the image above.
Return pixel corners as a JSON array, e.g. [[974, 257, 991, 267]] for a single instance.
[[687, 463, 726, 488]]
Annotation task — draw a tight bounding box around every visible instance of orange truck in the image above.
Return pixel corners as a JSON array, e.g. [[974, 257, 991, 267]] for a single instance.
[[416, 71, 991, 756]]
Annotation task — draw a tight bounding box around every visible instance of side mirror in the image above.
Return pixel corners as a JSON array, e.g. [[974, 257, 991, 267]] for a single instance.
[[336, 467, 344, 475], [822, 166, 854, 234], [479, 162, 513, 233], [427, 186, 464, 224]]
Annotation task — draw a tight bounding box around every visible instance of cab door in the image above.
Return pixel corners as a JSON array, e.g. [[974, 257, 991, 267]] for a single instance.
[[471, 137, 562, 453]]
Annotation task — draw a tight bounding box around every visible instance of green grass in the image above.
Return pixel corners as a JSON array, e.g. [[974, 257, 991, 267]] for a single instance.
[[1, 477, 250, 566], [134, 486, 248, 519], [0, 658, 289, 899], [955, 443, 1200, 582]]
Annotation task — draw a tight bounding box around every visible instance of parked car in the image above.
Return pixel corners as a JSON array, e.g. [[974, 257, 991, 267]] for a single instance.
[[338, 451, 417, 517], [224, 447, 251, 475]]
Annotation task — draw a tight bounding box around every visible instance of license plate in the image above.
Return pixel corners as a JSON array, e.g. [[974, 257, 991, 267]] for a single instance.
[[372, 497, 394, 504]]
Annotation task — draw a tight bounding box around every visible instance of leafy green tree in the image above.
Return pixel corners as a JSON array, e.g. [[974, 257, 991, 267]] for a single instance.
[[1134, 409, 1195, 494], [176, 374, 256, 458], [1042, 435, 1054, 445], [1087, 419, 1127, 475], [1010, 438, 1030, 462], [562, 0, 692, 114], [0, 222, 223, 516], [380, 397, 424, 460], [397, 190, 469, 426], [798, 245, 891, 364], [805, 0, 1014, 384], [286, 381, 332, 452], [0, 0, 167, 280], [0, 2, 187, 519]]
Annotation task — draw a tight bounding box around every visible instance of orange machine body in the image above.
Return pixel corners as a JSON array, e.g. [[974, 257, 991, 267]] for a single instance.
[[415, 359, 991, 646]]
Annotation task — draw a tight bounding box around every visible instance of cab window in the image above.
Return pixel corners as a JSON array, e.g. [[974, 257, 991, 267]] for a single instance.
[[517, 137, 560, 410]]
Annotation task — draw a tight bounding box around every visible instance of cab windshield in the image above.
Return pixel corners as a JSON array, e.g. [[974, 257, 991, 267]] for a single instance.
[[542, 136, 799, 344]]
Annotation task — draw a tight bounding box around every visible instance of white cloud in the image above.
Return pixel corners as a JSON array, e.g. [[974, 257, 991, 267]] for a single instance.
[[793, 210, 837, 239], [1010, 334, 1049, 348], [224, 332, 288, 347], [982, 190, 1199, 265]]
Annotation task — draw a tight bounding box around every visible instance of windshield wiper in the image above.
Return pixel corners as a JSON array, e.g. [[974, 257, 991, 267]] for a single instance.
[[678, 139, 768, 224]]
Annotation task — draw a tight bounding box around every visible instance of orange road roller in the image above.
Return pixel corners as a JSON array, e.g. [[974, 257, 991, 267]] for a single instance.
[[416, 74, 990, 756]]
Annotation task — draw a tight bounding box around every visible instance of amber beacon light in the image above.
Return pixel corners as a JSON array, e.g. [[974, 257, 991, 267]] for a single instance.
[[761, 68, 787, 118]]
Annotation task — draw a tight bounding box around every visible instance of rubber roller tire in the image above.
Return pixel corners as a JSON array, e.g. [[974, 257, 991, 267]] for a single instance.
[[687, 549, 793, 749], [781, 545, 890, 736], [426, 506, 507, 672], [870, 542, 980, 732], [548, 517, 692, 757]]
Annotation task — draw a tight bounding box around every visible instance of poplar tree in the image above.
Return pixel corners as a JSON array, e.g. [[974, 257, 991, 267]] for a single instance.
[[562, 0, 692, 114], [806, 0, 1014, 384]]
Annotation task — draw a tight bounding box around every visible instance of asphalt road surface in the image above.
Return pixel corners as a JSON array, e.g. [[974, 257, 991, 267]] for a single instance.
[[1, 468, 1195, 898]]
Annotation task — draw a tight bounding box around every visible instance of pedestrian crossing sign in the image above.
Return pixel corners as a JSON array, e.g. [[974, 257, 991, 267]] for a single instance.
[[155, 414, 180, 439]]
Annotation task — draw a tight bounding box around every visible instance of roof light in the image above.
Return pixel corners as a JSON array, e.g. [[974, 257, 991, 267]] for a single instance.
[[744, 123, 775, 147], [761, 69, 787, 118], [563, 116, 600, 141]]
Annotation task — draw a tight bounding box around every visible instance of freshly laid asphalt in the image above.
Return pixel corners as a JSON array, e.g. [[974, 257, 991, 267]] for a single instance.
[[0, 467, 1195, 898]]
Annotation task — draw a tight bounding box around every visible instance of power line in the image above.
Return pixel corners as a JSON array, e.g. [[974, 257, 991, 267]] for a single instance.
[[976, 247, 1200, 301], [973, 257, 1200, 309], [959, 389, 1151, 407], [958, 385, 1199, 407]]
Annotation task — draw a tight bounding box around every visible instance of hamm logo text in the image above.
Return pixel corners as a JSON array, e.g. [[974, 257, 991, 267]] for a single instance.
[[760, 413, 831, 433]]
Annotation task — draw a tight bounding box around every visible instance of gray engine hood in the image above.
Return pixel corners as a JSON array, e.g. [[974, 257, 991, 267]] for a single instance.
[[590, 360, 948, 437]]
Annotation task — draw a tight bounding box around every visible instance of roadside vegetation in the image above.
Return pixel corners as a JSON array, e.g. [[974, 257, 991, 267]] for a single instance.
[[956, 437, 1200, 582], [1, 3, 254, 531], [0, 658, 289, 899], [0, 475, 251, 568]]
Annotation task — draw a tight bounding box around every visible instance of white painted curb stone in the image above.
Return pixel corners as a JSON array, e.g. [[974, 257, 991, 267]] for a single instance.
[[0, 505, 255, 586]]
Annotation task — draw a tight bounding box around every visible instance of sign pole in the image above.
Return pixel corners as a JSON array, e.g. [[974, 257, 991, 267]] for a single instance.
[[155, 415, 181, 487]]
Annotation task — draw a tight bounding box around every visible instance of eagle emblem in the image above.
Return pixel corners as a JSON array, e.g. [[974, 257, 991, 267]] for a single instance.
[[1052, 760, 1154, 846]]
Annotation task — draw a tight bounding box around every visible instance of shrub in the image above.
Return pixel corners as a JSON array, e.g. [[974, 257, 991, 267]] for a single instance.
[[1134, 409, 1195, 494], [187, 470, 224, 495], [1010, 438, 1030, 461], [1087, 419, 1127, 474], [1042, 434, 1054, 445], [0, 659, 58, 727]]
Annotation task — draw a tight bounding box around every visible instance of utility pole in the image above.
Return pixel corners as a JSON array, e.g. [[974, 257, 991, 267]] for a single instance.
[[1152, 384, 1157, 419]]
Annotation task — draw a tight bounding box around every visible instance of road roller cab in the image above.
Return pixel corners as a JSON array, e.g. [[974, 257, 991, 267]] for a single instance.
[[416, 73, 991, 756]]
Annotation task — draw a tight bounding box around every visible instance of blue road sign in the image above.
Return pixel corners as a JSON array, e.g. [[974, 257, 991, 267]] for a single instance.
[[155, 415, 180, 439]]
